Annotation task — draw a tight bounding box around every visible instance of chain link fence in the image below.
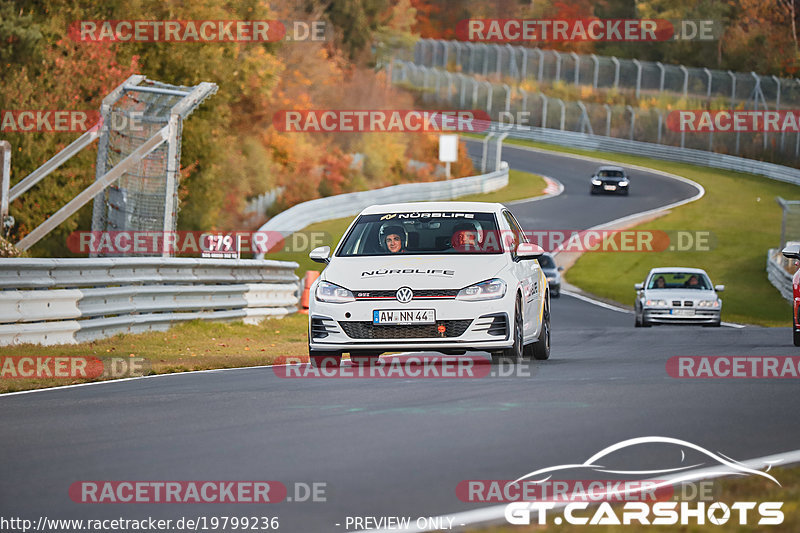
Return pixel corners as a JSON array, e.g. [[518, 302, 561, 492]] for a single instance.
[[392, 59, 800, 164], [412, 39, 800, 109]]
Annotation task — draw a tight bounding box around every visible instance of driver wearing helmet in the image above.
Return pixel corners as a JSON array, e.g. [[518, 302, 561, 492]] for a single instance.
[[381, 224, 407, 253], [452, 221, 481, 251]]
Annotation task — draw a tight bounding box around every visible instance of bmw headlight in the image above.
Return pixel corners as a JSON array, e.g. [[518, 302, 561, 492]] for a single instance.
[[315, 281, 355, 303], [546, 276, 555, 283], [697, 300, 720, 308], [457, 278, 507, 301], [619, 180, 629, 186], [591, 178, 602, 185], [645, 299, 668, 307]]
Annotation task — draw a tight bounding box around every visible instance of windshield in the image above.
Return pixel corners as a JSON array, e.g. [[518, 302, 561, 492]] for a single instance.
[[337, 212, 502, 256], [647, 272, 712, 290], [598, 170, 624, 178]]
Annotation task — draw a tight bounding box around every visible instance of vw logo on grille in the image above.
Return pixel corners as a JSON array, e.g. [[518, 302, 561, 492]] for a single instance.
[[396, 287, 413, 303]]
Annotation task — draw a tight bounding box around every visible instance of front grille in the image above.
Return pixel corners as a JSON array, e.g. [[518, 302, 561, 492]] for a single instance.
[[339, 320, 472, 339], [472, 313, 508, 337], [684, 300, 694, 307], [353, 289, 459, 300], [672, 300, 682, 306]]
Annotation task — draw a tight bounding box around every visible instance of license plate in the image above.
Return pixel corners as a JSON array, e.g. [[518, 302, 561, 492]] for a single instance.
[[603, 185, 616, 191], [373, 309, 435, 325], [672, 309, 695, 316]]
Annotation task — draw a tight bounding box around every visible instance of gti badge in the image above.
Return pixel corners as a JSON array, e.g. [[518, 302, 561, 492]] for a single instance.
[[396, 287, 413, 303]]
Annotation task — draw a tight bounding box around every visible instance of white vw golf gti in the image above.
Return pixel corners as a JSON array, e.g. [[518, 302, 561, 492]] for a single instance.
[[307, 202, 551, 366]]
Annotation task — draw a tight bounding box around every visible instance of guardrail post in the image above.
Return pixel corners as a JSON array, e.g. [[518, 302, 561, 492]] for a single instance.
[[540, 93, 548, 128], [680, 65, 688, 98], [495, 132, 509, 171], [611, 56, 620, 89], [0, 141, 10, 233], [570, 52, 580, 86], [162, 114, 181, 257], [553, 51, 562, 83], [626, 105, 635, 140], [481, 132, 495, 173]]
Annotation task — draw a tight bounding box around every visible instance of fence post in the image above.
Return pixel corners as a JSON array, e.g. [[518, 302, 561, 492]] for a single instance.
[[591, 54, 599, 88], [0, 141, 10, 227], [540, 93, 548, 128], [503, 83, 511, 114], [728, 70, 736, 107], [633, 59, 642, 99], [520, 47, 528, 80], [704, 67, 712, 99], [657, 62, 665, 93], [553, 50, 562, 83], [604, 104, 611, 137], [680, 65, 688, 98], [611, 56, 620, 89], [557, 98, 566, 130], [483, 81, 494, 114], [626, 105, 635, 140], [570, 52, 580, 86], [535, 48, 544, 81]]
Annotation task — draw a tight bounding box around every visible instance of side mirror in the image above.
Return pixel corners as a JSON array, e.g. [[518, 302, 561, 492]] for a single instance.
[[634, 282, 644, 290], [309, 246, 331, 264], [782, 244, 800, 260], [517, 242, 544, 259], [714, 285, 725, 292], [557, 266, 565, 272]]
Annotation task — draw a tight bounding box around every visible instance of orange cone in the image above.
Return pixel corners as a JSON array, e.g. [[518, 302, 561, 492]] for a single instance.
[[299, 270, 320, 314]]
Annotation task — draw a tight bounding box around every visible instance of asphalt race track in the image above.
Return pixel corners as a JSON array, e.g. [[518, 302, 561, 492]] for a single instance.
[[2, 143, 799, 532]]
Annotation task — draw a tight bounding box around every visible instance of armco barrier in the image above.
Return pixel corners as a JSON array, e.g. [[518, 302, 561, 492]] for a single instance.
[[255, 164, 509, 258], [478, 121, 800, 187], [0, 258, 299, 346], [767, 249, 794, 302]]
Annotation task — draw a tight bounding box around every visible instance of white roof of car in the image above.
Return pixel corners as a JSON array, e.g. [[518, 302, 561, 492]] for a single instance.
[[648, 267, 709, 275], [597, 165, 625, 171], [359, 201, 505, 215]]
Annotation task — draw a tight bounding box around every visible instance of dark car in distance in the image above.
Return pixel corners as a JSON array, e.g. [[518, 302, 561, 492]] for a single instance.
[[590, 165, 630, 195]]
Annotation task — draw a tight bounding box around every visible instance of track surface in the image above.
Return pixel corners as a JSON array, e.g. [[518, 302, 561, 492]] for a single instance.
[[2, 143, 798, 532]]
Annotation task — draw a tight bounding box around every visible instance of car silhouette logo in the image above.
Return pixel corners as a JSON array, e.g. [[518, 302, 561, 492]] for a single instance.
[[396, 287, 413, 303]]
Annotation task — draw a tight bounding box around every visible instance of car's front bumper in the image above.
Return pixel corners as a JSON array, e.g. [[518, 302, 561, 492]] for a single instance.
[[309, 296, 514, 352], [643, 307, 720, 324]]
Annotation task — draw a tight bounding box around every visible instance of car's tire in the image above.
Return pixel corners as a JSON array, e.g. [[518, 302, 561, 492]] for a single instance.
[[704, 320, 722, 328], [493, 296, 523, 364], [794, 326, 800, 347], [309, 351, 341, 368], [551, 288, 560, 298], [530, 297, 551, 360], [590, 189, 597, 195], [634, 310, 642, 328], [622, 189, 630, 196]]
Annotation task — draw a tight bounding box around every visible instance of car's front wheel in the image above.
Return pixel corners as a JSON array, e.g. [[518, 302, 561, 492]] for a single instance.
[[794, 326, 800, 346], [492, 296, 523, 364]]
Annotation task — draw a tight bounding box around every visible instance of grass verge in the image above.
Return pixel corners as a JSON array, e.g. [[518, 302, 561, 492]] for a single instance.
[[473, 464, 800, 532], [497, 136, 799, 326]]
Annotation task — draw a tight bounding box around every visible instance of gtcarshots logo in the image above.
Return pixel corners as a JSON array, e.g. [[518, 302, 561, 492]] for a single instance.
[[503, 436, 784, 526], [273, 110, 490, 133]]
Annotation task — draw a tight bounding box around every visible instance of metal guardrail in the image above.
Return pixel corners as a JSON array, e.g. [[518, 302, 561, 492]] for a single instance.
[[767, 249, 795, 303], [255, 164, 509, 258], [0, 258, 299, 346], [473, 121, 800, 187]]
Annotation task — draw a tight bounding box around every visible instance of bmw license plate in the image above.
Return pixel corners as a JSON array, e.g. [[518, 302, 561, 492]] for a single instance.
[[373, 309, 435, 325], [603, 185, 616, 191], [671, 309, 695, 316]]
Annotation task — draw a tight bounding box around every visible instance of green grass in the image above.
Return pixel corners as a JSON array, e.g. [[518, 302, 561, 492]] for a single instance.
[[490, 136, 799, 326], [473, 464, 800, 532], [0, 316, 310, 394], [267, 169, 547, 278]]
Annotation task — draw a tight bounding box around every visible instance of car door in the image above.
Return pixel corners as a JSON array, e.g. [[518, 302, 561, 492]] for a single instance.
[[503, 210, 541, 341]]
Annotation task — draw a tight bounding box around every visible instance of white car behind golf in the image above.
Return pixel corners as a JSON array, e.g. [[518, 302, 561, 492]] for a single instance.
[[307, 202, 551, 366]]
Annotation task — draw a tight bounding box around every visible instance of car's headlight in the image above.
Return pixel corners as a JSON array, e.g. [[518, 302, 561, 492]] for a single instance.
[[315, 281, 355, 303], [591, 178, 602, 185], [619, 180, 629, 186], [645, 299, 668, 307], [546, 276, 555, 283], [457, 278, 507, 301], [697, 300, 720, 308]]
